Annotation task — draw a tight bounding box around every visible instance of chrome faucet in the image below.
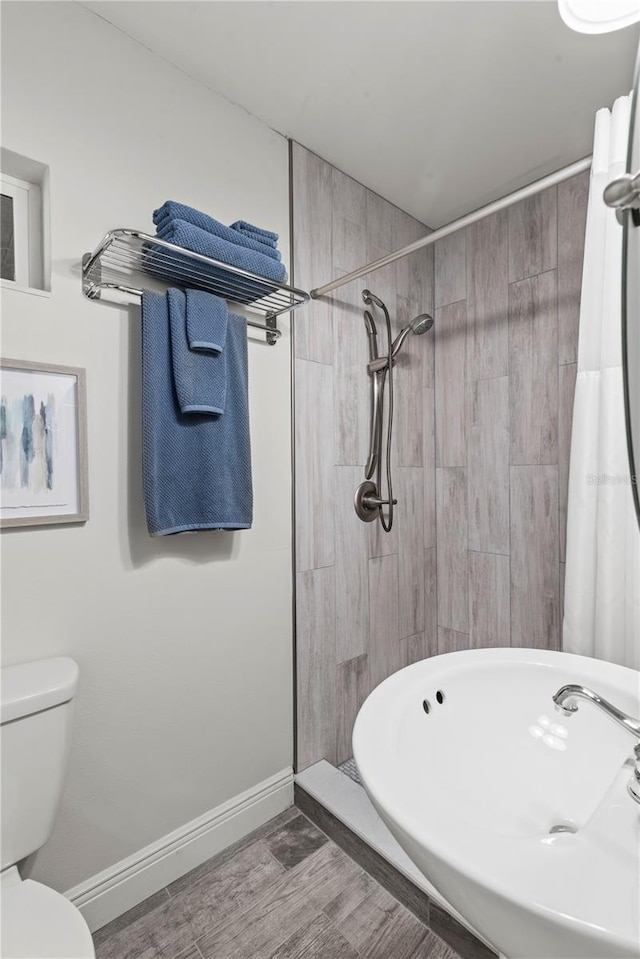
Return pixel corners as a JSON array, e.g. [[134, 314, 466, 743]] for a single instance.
[[552, 684, 640, 804]]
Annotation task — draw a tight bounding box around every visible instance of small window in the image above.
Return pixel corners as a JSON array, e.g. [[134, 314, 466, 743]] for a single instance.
[[1, 173, 33, 286], [0, 149, 48, 293]]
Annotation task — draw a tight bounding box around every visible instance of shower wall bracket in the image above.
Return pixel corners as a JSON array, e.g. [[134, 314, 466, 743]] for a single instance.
[[81, 229, 309, 344]]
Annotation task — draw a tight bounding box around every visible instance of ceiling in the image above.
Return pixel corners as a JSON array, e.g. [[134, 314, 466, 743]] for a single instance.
[[82, 1, 639, 227]]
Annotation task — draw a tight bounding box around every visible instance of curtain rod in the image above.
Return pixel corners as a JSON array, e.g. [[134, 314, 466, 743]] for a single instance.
[[310, 155, 592, 299]]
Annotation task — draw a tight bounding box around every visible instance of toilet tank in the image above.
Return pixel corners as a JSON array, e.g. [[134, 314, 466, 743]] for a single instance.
[[1, 658, 79, 870]]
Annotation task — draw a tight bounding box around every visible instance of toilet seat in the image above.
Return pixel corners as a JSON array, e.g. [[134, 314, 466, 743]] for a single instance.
[[1, 877, 95, 958]]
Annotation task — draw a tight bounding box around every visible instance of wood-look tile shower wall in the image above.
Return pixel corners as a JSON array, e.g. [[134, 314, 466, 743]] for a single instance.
[[292, 142, 588, 771]]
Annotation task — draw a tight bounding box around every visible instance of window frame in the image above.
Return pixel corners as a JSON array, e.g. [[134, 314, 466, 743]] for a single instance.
[[0, 171, 43, 290]]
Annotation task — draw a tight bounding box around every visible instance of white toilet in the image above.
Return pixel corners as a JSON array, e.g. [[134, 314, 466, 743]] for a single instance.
[[1, 657, 95, 958]]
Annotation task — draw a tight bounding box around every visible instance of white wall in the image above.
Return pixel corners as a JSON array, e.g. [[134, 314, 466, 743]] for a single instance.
[[0, 1, 293, 892]]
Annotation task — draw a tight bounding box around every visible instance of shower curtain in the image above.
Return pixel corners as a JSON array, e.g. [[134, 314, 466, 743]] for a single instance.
[[563, 94, 640, 670]]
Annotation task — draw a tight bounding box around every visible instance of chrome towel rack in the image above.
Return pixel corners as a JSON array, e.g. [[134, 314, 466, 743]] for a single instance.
[[82, 229, 309, 344]]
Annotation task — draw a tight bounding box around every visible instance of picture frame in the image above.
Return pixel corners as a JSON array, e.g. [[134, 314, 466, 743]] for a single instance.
[[0, 358, 89, 528]]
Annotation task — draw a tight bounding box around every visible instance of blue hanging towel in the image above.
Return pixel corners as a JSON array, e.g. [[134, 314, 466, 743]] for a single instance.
[[183, 289, 228, 354], [142, 291, 253, 535], [167, 289, 226, 414]]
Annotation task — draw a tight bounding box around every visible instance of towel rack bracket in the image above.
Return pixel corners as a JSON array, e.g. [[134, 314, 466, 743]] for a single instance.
[[266, 313, 278, 346]]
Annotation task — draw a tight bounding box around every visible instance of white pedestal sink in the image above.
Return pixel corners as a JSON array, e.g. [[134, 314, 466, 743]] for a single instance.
[[353, 647, 640, 959]]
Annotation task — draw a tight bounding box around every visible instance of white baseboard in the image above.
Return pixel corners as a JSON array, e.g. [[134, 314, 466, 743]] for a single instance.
[[65, 767, 293, 932]]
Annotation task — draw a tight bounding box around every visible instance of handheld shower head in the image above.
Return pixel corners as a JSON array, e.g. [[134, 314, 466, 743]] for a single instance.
[[363, 309, 379, 362], [390, 313, 434, 358], [410, 314, 435, 335], [362, 289, 386, 310]]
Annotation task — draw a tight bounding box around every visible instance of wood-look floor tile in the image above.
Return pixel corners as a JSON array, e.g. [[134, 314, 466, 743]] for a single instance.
[[198, 843, 362, 959], [148, 841, 285, 955], [296, 568, 337, 769], [265, 814, 328, 871], [296, 786, 431, 929], [168, 810, 297, 897], [508, 188, 557, 283], [466, 212, 509, 381], [323, 869, 379, 925], [268, 911, 359, 959], [329, 884, 401, 955], [93, 888, 170, 947], [435, 231, 466, 309], [411, 929, 466, 959], [557, 171, 589, 366], [93, 893, 192, 959], [336, 653, 370, 766], [174, 948, 202, 959], [509, 272, 558, 466], [361, 902, 430, 959], [94, 922, 160, 959]]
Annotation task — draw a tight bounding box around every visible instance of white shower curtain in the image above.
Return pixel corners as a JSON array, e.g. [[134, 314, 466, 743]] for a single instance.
[[563, 94, 640, 670]]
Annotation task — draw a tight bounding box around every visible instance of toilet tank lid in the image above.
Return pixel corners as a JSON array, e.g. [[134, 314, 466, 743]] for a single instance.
[[1, 658, 79, 724]]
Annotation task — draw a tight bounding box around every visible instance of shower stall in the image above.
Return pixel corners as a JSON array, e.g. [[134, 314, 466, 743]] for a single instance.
[[291, 131, 589, 794]]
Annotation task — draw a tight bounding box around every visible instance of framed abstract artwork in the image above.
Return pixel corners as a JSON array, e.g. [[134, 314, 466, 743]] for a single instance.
[[0, 359, 88, 528]]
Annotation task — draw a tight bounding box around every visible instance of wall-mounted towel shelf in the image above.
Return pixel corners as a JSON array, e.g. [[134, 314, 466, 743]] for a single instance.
[[82, 229, 309, 344]]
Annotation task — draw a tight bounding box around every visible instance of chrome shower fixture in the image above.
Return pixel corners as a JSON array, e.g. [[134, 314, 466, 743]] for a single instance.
[[391, 314, 433, 359], [362, 289, 386, 310], [354, 290, 434, 531]]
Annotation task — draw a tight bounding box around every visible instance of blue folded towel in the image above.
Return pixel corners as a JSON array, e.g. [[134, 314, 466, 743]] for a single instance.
[[143, 220, 287, 303], [153, 201, 281, 261], [142, 291, 253, 535], [235, 229, 278, 250], [230, 220, 279, 244], [168, 289, 226, 414]]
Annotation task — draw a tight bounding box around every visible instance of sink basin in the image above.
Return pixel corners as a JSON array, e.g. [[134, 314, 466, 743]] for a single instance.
[[353, 647, 640, 959]]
